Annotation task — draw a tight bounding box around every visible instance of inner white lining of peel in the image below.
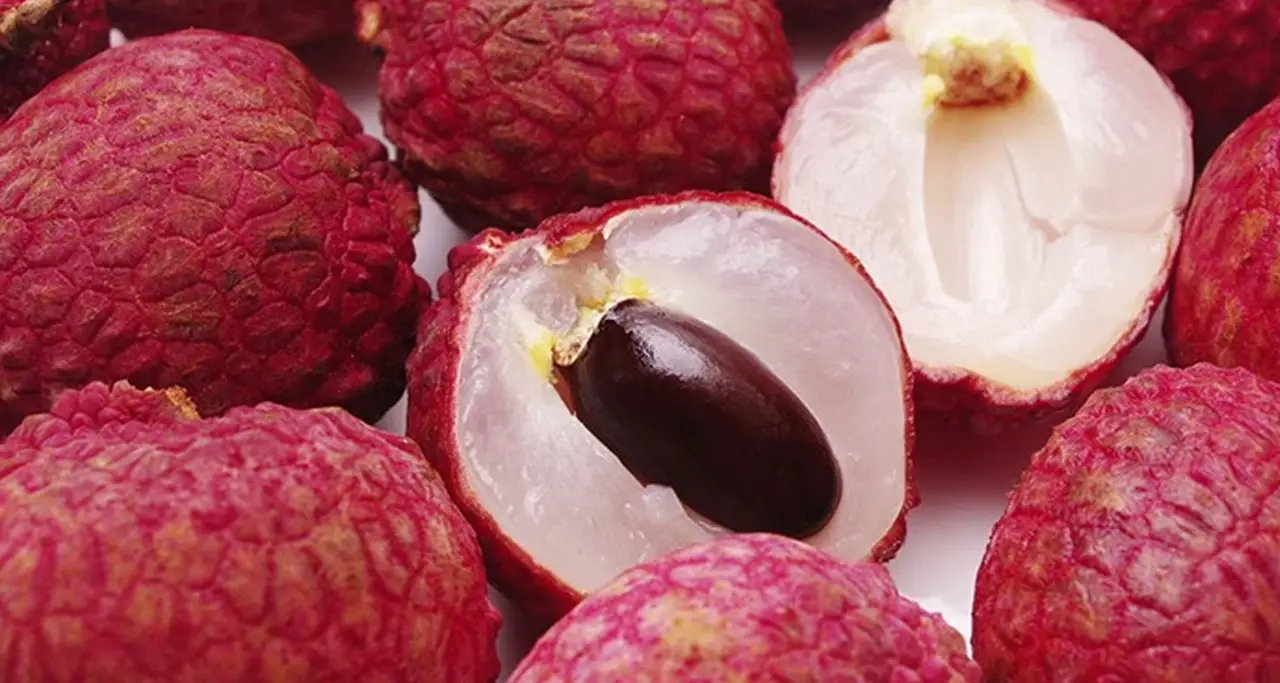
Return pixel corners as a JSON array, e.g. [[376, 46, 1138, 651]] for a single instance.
[[455, 201, 909, 592], [775, 0, 1192, 392]]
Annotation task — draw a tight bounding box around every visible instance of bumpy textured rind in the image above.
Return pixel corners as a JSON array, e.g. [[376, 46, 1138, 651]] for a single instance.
[[507, 534, 980, 682], [973, 363, 1280, 682], [774, 17, 1186, 433], [0, 0, 109, 120], [1057, 0, 1280, 166], [356, 0, 797, 232], [107, 0, 353, 46], [405, 190, 917, 624], [0, 381, 502, 683], [0, 29, 427, 436], [1166, 97, 1280, 381]]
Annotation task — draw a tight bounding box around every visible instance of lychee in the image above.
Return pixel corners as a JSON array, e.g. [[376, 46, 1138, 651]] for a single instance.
[[0, 29, 425, 436], [1054, 0, 1280, 165], [507, 533, 981, 682], [0, 0, 109, 121], [772, 0, 1194, 428], [355, 0, 797, 232], [972, 363, 1280, 682], [0, 381, 501, 682], [1166, 96, 1280, 383], [107, 0, 354, 46], [406, 191, 915, 622]]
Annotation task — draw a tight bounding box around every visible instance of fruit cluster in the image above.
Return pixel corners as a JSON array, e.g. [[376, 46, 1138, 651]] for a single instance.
[[3, 0, 1280, 681]]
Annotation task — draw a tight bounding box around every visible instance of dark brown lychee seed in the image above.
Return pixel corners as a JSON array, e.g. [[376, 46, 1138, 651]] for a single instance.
[[558, 298, 841, 539]]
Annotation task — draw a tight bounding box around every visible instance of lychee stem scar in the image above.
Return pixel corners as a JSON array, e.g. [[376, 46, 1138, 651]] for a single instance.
[[922, 37, 1032, 107]]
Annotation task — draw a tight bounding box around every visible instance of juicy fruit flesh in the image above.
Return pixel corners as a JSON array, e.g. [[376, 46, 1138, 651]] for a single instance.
[[509, 534, 982, 682], [775, 0, 1192, 392], [454, 200, 909, 592], [973, 364, 1280, 681], [559, 297, 842, 539]]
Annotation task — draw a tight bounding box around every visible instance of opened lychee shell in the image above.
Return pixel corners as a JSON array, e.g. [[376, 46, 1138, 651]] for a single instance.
[[0, 0, 109, 120], [406, 191, 915, 622], [773, 0, 1194, 429]]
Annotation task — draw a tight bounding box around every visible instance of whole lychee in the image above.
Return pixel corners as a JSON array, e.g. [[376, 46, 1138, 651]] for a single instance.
[[355, 0, 797, 232], [1166, 97, 1280, 382], [0, 29, 426, 436], [407, 191, 915, 622], [773, 0, 1194, 429], [0, 381, 501, 682], [0, 0, 109, 120], [107, 0, 353, 46], [1054, 0, 1280, 165], [507, 533, 981, 682], [972, 363, 1280, 682]]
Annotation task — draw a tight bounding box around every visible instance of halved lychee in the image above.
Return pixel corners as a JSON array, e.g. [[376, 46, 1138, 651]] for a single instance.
[[773, 0, 1194, 427], [406, 191, 914, 622]]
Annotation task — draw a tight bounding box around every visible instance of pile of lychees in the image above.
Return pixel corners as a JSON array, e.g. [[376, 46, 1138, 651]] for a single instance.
[[4, 0, 1280, 680]]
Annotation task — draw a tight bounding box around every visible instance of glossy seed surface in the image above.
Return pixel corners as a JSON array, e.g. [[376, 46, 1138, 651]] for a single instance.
[[561, 298, 841, 539]]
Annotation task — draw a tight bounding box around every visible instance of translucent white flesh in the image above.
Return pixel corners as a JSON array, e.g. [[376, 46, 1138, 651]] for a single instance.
[[454, 201, 909, 592], [775, 0, 1193, 392]]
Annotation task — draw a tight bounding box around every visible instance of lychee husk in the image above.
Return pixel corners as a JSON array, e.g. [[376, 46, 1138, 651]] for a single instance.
[[107, 0, 354, 46], [973, 363, 1280, 681], [406, 191, 917, 623], [772, 0, 1193, 430], [0, 381, 502, 682], [0, 0, 108, 120]]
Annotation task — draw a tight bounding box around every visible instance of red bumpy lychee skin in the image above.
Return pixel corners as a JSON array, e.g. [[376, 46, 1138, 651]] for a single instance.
[[406, 190, 918, 624], [0, 0, 109, 121], [0, 29, 427, 437], [973, 364, 1280, 682], [1166, 98, 1280, 380], [507, 534, 980, 682], [355, 0, 797, 232], [0, 381, 502, 683], [1055, 0, 1280, 165], [107, 0, 354, 46]]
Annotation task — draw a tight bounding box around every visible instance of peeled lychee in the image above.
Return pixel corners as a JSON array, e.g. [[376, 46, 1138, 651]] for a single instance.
[[0, 29, 425, 436], [355, 0, 797, 232], [773, 0, 1194, 428], [108, 0, 353, 46], [1055, 0, 1280, 165], [0, 381, 501, 682], [1166, 97, 1280, 383], [0, 0, 109, 121], [508, 533, 981, 682], [973, 363, 1280, 682], [406, 191, 915, 621]]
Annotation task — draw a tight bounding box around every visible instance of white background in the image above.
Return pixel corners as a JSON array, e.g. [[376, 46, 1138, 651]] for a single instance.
[[245, 18, 1174, 677]]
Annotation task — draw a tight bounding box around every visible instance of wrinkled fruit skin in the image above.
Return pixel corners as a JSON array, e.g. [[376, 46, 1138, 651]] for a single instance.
[[356, 0, 797, 232], [973, 363, 1280, 682], [0, 0, 109, 120], [107, 0, 353, 46], [508, 533, 981, 682], [779, 18, 1179, 434], [1166, 97, 1280, 380], [0, 381, 502, 683], [564, 297, 841, 539], [406, 190, 918, 624], [1056, 0, 1280, 165], [0, 29, 426, 437]]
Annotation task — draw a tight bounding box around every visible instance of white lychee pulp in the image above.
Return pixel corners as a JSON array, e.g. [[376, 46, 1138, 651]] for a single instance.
[[774, 0, 1193, 395], [454, 200, 909, 592]]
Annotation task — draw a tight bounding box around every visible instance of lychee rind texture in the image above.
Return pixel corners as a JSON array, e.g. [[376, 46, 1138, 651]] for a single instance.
[[1166, 98, 1280, 381], [507, 533, 981, 683], [972, 363, 1280, 682], [107, 0, 354, 46], [1057, 0, 1280, 165], [356, 0, 797, 232], [0, 381, 502, 683], [0, 29, 426, 437], [0, 0, 110, 121]]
